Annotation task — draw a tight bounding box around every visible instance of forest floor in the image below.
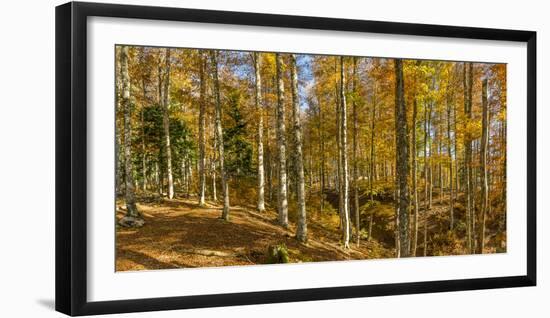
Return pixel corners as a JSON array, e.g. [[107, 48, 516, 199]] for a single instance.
[[116, 189, 505, 271], [116, 195, 394, 271]]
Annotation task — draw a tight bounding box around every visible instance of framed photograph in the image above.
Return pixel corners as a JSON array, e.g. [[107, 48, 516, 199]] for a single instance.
[[55, 1, 536, 316]]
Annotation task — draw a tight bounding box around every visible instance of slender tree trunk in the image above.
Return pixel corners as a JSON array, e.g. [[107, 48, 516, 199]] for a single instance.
[[468, 63, 477, 253], [446, 79, 455, 230], [182, 159, 187, 194], [161, 48, 174, 199], [186, 156, 192, 198], [265, 81, 273, 204], [266, 121, 273, 203], [334, 60, 344, 231], [368, 83, 377, 242], [454, 100, 460, 194], [464, 62, 474, 253], [275, 53, 289, 228], [338, 57, 351, 248], [339, 57, 351, 249], [423, 98, 431, 256], [290, 55, 307, 242], [155, 160, 160, 195], [116, 53, 124, 197], [157, 63, 164, 197], [140, 77, 148, 192], [428, 100, 433, 210], [502, 115, 507, 201], [210, 50, 230, 220], [352, 57, 361, 246], [116, 129, 124, 196], [308, 126, 314, 199], [254, 52, 266, 212], [210, 116, 218, 202], [394, 59, 410, 257], [411, 97, 419, 255], [120, 46, 140, 221], [477, 78, 489, 254], [319, 99, 325, 215], [198, 52, 207, 206], [211, 156, 217, 201], [438, 119, 443, 204], [141, 106, 147, 192]]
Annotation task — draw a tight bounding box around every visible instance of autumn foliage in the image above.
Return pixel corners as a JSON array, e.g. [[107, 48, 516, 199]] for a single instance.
[[115, 45, 507, 271]]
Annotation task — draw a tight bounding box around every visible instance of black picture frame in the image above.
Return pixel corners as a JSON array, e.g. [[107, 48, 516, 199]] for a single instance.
[[55, 1, 536, 316]]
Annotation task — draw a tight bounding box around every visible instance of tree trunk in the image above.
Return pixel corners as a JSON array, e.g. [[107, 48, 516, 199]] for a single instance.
[[155, 160, 160, 195], [428, 100, 433, 210], [464, 62, 474, 253], [394, 59, 410, 257], [319, 99, 325, 215], [116, 127, 123, 196], [469, 63, 477, 253], [275, 53, 289, 228], [141, 78, 147, 192], [368, 83, 377, 242], [352, 57, 361, 246], [438, 118, 443, 204], [254, 52, 266, 212], [211, 155, 217, 201], [477, 78, 489, 254], [290, 54, 307, 242], [335, 60, 343, 231], [446, 79, 455, 230], [423, 98, 431, 256], [339, 57, 351, 249], [266, 120, 273, 203], [411, 97, 419, 256], [198, 52, 207, 206], [161, 48, 174, 200], [120, 46, 140, 221], [186, 156, 192, 198], [210, 51, 230, 220]]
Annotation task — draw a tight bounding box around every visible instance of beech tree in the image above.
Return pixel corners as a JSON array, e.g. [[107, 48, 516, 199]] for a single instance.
[[351, 57, 360, 246], [118, 45, 142, 227], [210, 50, 230, 220], [464, 62, 474, 253], [290, 54, 307, 242], [368, 77, 377, 242], [394, 59, 410, 257], [477, 77, 489, 254], [254, 52, 266, 212], [161, 48, 175, 199], [339, 57, 351, 249], [275, 53, 289, 228], [198, 51, 207, 206], [411, 96, 419, 255], [446, 73, 455, 230]]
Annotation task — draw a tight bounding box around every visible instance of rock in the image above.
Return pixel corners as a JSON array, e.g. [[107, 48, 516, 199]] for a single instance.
[[267, 244, 290, 264], [118, 216, 145, 228]]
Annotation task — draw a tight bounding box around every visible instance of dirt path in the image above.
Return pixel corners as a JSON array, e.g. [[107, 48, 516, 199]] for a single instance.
[[116, 197, 390, 271]]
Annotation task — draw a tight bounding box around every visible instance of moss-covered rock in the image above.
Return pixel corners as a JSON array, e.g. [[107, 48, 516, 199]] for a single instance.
[[267, 244, 290, 264]]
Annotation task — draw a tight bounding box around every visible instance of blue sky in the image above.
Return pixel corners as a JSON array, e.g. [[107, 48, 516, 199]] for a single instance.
[[225, 51, 314, 112]]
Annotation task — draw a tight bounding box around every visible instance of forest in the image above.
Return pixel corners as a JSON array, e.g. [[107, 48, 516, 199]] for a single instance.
[[115, 45, 507, 271]]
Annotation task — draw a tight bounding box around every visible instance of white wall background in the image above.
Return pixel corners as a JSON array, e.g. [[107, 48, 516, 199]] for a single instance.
[[0, 0, 546, 317]]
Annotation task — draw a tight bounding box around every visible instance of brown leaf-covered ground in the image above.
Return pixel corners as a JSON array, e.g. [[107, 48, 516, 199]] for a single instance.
[[116, 191, 504, 272], [116, 197, 391, 271]]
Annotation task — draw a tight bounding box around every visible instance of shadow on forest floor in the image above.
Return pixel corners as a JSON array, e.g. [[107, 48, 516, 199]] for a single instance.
[[116, 195, 392, 271], [116, 189, 505, 271]]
